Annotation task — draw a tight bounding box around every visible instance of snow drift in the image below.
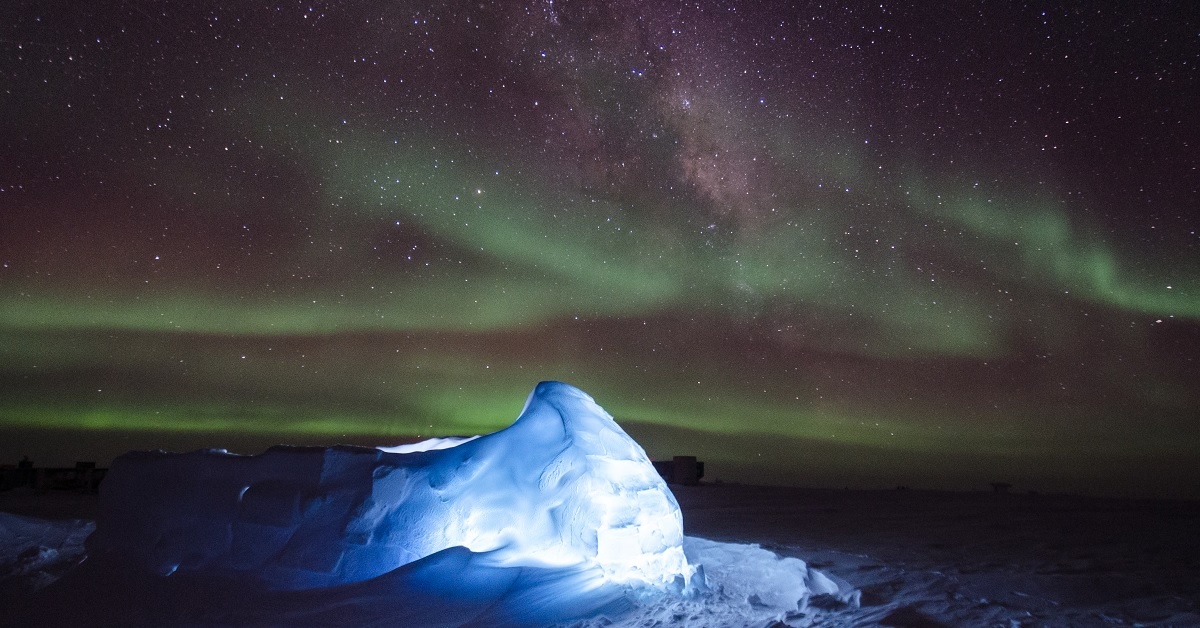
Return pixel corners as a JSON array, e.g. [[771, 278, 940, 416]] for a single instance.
[[44, 381, 855, 625], [88, 381, 691, 590]]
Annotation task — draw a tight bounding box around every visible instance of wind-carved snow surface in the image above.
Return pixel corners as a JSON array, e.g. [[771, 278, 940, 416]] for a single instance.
[[77, 381, 857, 625]]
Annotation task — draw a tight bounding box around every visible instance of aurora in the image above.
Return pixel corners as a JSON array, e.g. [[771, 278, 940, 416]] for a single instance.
[[1, 1, 1196, 498]]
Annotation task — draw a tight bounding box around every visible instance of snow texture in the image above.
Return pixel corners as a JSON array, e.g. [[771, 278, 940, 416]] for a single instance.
[[88, 381, 692, 591], [0, 511, 92, 596], [25, 381, 855, 625]]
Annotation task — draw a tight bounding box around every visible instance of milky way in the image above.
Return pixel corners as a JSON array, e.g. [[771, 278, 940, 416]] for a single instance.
[[2, 2, 1197, 496]]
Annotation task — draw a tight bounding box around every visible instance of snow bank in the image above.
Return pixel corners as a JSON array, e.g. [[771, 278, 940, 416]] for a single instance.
[[53, 381, 856, 625], [88, 382, 691, 591]]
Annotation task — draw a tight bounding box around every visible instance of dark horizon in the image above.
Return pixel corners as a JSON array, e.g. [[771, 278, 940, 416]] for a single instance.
[[2, 2, 1197, 499], [5, 414, 1197, 500]]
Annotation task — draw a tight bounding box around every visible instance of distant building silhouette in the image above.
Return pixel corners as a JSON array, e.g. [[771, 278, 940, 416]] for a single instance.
[[0, 458, 106, 493], [653, 456, 704, 486]]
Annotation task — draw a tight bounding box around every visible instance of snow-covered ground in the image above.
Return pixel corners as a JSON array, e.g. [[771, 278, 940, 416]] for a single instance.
[[0, 502, 93, 599], [674, 483, 1200, 626], [3, 484, 1198, 626]]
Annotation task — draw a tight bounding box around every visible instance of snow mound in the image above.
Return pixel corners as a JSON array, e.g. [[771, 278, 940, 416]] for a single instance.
[[88, 381, 692, 590], [51, 381, 857, 625]]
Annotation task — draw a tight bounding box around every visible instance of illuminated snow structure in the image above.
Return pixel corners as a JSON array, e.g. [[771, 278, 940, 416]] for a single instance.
[[82, 381, 856, 625]]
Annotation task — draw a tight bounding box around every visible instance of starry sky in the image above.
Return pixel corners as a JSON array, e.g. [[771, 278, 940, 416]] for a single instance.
[[2, 1, 1198, 497]]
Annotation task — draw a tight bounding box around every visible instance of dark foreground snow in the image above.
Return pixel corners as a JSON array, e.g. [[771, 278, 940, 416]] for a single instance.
[[3, 484, 1200, 626], [674, 484, 1200, 627]]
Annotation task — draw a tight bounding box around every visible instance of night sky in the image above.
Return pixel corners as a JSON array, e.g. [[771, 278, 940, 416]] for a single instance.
[[2, 2, 1198, 497]]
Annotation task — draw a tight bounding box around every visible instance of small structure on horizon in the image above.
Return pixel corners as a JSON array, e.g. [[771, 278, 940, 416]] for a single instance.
[[653, 456, 704, 486], [0, 458, 106, 493], [990, 482, 1012, 494]]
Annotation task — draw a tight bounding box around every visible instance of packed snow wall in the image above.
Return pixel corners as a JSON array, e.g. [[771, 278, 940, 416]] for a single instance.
[[87, 381, 693, 591]]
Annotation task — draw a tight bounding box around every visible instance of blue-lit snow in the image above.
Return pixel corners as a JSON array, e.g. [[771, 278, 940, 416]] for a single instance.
[[30, 382, 860, 625]]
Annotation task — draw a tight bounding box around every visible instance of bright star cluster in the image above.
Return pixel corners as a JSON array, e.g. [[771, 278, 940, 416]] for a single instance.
[[1, 2, 1197, 497]]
